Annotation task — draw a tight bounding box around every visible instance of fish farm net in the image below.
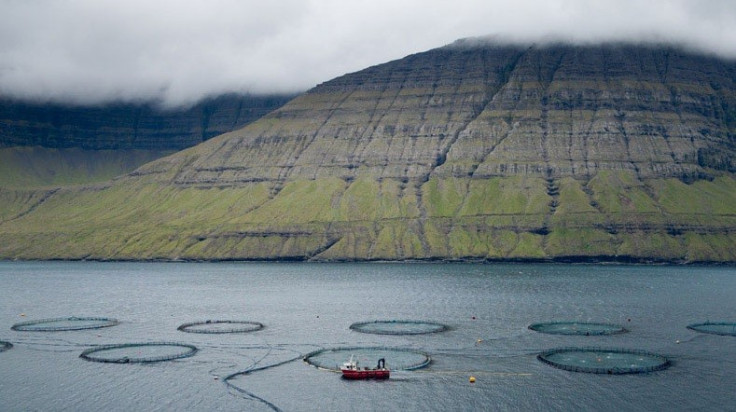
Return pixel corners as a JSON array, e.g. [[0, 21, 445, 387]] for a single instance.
[[11, 317, 119, 332], [177, 320, 264, 334], [0, 340, 12, 352], [687, 322, 736, 336], [304, 347, 431, 371], [349, 320, 448, 335], [79, 342, 198, 364], [529, 321, 627, 336], [537, 347, 670, 374]]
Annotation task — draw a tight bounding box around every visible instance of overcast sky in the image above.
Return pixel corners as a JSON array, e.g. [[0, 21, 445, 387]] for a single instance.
[[1, 0, 735, 107]]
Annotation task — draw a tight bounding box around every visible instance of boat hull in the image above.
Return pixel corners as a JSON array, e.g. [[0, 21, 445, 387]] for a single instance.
[[341, 369, 390, 380]]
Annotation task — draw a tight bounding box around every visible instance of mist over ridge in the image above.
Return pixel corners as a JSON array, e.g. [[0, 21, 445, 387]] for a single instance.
[[1, 0, 735, 108]]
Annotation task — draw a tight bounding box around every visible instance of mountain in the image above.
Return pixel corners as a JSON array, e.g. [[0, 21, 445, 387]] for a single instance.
[[0, 93, 293, 187], [1, 40, 735, 262], [0, 93, 294, 150]]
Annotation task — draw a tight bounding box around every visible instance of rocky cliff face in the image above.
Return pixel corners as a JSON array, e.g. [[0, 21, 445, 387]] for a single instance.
[[0, 93, 292, 187], [1, 41, 735, 262], [0, 93, 294, 150], [141, 41, 736, 187]]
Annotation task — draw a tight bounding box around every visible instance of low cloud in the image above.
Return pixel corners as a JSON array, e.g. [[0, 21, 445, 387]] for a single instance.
[[1, 0, 734, 107]]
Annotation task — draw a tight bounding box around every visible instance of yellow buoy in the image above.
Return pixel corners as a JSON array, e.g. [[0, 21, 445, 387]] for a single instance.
[[469, 376, 476, 383]]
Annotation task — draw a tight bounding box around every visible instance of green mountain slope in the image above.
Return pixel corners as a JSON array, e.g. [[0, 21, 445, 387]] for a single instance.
[[0, 146, 172, 188], [1, 41, 735, 262]]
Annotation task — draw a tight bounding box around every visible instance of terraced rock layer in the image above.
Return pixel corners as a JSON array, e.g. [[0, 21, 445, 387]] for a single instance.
[[1, 41, 735, 262], [0, 93, 292, 187]]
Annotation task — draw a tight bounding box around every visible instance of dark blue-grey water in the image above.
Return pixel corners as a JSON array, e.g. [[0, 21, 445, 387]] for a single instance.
[[0, 262, 735, 411]]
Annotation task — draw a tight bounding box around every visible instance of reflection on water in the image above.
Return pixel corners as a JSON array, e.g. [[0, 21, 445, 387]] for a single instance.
[[0, 262, 735, 411]]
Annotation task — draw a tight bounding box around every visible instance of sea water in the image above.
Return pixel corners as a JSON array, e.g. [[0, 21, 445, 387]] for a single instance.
[[0, 261, 734, 411]]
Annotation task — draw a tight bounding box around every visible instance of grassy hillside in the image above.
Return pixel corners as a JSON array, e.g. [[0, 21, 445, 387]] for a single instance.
[[1, 171, 734, 262], [0, 146, 172, 188]]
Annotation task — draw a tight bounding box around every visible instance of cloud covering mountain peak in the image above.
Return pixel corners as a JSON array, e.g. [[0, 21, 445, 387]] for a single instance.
[[1, 0, 734, 107]]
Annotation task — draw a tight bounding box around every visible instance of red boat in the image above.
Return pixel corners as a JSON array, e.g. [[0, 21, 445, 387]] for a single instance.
[[341, 356, 390, 380]]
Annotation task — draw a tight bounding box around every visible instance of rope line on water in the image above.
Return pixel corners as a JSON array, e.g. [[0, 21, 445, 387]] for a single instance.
[[223, 353, 307, 412]]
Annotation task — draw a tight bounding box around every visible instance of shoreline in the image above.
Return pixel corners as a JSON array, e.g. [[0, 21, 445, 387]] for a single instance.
[[2, 255, 734, 266]]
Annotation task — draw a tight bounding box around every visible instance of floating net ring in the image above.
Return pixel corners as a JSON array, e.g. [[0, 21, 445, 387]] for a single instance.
[[529, 321, 627, 336], [11, 317, 119, 332], [349, 320, 449, 335], [79, 342, 198, 364], [177, 320, 264, 334], [304, 346, 431, 372], [0, 340, 12, 352], [687, 322, 736, 336], [538, 347, 670, 374]]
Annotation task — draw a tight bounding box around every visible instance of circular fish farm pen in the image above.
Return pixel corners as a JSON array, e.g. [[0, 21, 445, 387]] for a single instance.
[[349, 320, 449, 335], [79, 342, 198, 364], [177, 320, 264, 334], [687, 322, 736, 336], [529, 321, 627, 336], [304, 347, 431, 372], [11, 317, 119, 332], [0, 340, 12, 352], [537, 347, 670, 374]]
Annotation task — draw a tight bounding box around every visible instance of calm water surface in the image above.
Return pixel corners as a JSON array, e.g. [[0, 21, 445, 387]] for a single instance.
[[0, 262, 735, 411]]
